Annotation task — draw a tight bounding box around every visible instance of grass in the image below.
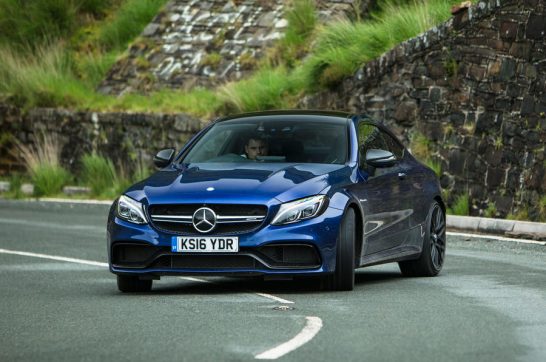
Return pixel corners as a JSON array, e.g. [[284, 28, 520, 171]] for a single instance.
[[81, 153, 152, 198], [539, 196, 546, 222], [12, 132, 70, 196], [0, 43, 101, 108], [300, 0, 459, 89], [81, 153, 118, 196], [448, 194, 469, 216], [0, 0, 459, 115], [409, 131, 431, 160], [424, 158, 442, 177], [484, 202, 497, 218], [507, 208, 529, 221], [217, 67, 303, 113], [273, 0, 318, 66], [95, 0, 168, 52]]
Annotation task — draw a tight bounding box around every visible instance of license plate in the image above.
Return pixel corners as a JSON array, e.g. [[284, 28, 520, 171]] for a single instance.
[[171, 236, 239, 253]]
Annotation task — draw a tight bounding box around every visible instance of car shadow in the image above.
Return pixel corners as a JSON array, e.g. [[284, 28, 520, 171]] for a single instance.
[[145, 269, 405, 296]]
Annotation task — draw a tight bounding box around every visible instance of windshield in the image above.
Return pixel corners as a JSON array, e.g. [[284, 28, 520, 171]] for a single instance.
[[181, 118, 348, 164]]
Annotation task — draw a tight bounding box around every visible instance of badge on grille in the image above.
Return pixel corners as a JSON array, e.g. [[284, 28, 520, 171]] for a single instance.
[[192, 207, 217, 233]]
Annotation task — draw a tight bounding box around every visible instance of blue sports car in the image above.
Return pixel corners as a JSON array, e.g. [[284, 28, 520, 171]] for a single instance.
[[107, 110, 446, 292]]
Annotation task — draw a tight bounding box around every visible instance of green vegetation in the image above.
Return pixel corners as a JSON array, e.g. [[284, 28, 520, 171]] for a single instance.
[[81, 153, 118, 196], [32, 165, 71, 197], [539, 196, 546, 222], [4, 174, 26, 199], [300, 0, 458, 88], [218, 67, 302, 113], [507, 208, 529, 221], [81, 153, 151, 198], [409, 131, 443, 176], [274, 0, 317, 66], [201, 53, 223, 69], [0, 0, 459, 115], [424, 158, 442, 177], [95, 0, 167, 52], [484, 202, 497, 218], [448, 194, 469, 216], [13, 133, 70, 196]]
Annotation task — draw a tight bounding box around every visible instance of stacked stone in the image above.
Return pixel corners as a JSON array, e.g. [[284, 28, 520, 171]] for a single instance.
[[0, 104, 202, 176], [99, 0, 370, 95], [300, 0, 546, 220]]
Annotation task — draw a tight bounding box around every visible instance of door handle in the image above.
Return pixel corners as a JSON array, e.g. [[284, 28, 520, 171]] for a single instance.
[[398, 172, 407, 180]]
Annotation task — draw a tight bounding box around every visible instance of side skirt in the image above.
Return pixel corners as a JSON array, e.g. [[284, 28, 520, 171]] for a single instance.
[[357, 223, 424, 268]]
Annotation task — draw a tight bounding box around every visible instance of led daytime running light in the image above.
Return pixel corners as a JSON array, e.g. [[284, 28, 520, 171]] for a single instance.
[[117, 195, 148, 224], [272, 195, 327, 225]]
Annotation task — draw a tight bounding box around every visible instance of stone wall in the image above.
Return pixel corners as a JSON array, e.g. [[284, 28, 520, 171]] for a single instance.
[[0, 104, 202, 176], [99, 0, 373, 95], [300, 0, 546, 220]]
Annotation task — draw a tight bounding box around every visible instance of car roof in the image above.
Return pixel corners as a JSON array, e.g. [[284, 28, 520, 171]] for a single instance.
[[215, 110, 354, 123]]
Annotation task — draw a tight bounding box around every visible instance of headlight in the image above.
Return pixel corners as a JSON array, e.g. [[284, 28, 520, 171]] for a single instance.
[[271, 195, 328, 225], [117, 195, 148, 224]]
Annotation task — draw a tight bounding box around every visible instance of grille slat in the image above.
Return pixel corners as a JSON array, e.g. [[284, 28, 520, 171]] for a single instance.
[[148, 204, 268, 235]]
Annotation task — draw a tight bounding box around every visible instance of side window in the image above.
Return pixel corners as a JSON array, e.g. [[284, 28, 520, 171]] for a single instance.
[[381, 131, 404, 159], [357, 123, 388, 169]]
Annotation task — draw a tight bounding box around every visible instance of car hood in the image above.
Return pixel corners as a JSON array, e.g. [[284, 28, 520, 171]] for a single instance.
[[126, 163, 352, 206]]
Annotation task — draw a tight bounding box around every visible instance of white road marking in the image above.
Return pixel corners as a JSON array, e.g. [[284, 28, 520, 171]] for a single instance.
[[0, 217, 104, 232], [447, 231, 546, 246], [179, 276, 212, 283], [255, 293, 294, 304], [0, 248, 108, 267], [255, 316, 323, 360], [38, 198, 114, 205], [0, 248, 296, 304]]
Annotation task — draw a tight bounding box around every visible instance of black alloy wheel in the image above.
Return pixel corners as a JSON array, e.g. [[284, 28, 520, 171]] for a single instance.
[[399, 201, 446, 277], [429, 204, 446, 270]]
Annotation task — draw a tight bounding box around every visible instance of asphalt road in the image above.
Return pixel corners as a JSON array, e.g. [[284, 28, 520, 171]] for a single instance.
[[0, 200, 545, 361]]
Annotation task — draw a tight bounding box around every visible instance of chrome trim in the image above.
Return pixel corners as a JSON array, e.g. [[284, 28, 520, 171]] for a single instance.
[[151, 214, 265, 224], [151, 215, 193, 220]]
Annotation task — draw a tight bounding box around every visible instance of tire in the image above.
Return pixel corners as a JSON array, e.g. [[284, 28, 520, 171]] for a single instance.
[[324, 208, 356, 291], [117, 275, 153, 293], [399, 201, 446, 277]]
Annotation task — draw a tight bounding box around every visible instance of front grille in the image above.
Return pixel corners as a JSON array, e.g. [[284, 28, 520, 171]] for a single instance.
[[112, 242, 321, 270], [148, 204, 268, 235]]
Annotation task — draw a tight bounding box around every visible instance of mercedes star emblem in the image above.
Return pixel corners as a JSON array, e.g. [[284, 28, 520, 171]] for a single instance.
[[192, 207, 217, 233]]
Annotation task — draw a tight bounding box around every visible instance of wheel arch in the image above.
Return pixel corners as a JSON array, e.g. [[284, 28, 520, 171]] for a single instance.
[[347, 202, 364, 266], [433, 195, 446, 215]]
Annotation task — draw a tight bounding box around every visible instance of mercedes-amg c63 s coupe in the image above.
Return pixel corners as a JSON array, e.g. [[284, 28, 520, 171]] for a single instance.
[[107, 110, 446, 292]]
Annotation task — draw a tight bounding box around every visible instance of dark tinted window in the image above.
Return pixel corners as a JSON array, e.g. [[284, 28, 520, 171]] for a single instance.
[[182, 119, 348, 164], [381, 131, 404, 159], [357, 123, 388, 168]]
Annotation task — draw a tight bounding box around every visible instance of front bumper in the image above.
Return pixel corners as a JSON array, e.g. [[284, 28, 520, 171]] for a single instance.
[[107, 205, 344, 277]]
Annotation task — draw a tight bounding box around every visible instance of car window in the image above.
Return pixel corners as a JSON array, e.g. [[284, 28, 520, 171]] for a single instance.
[[357, 123, 388, 169], [182, 119, 348, 164], [381, 130, 404, 159]]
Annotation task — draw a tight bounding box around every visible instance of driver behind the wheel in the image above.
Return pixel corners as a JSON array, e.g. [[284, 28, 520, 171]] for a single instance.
[[244, 136, 269, 160]]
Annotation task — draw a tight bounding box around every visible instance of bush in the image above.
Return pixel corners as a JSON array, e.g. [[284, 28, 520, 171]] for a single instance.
[[97, 0, 168, 51], [217, 67, 301, 112], [301, 0, 458, 89], [32, 165, 71, 196], [0, 43, 99, 108], [12, 132, 70, 196], [81, 153, 117, 196], [424, 158, 442, 177], [449, 194, 469, 216]]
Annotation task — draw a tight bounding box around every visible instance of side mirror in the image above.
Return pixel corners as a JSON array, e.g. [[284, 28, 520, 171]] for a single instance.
[[366, 149, 397, 168], [153, 148, 175, 168]]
